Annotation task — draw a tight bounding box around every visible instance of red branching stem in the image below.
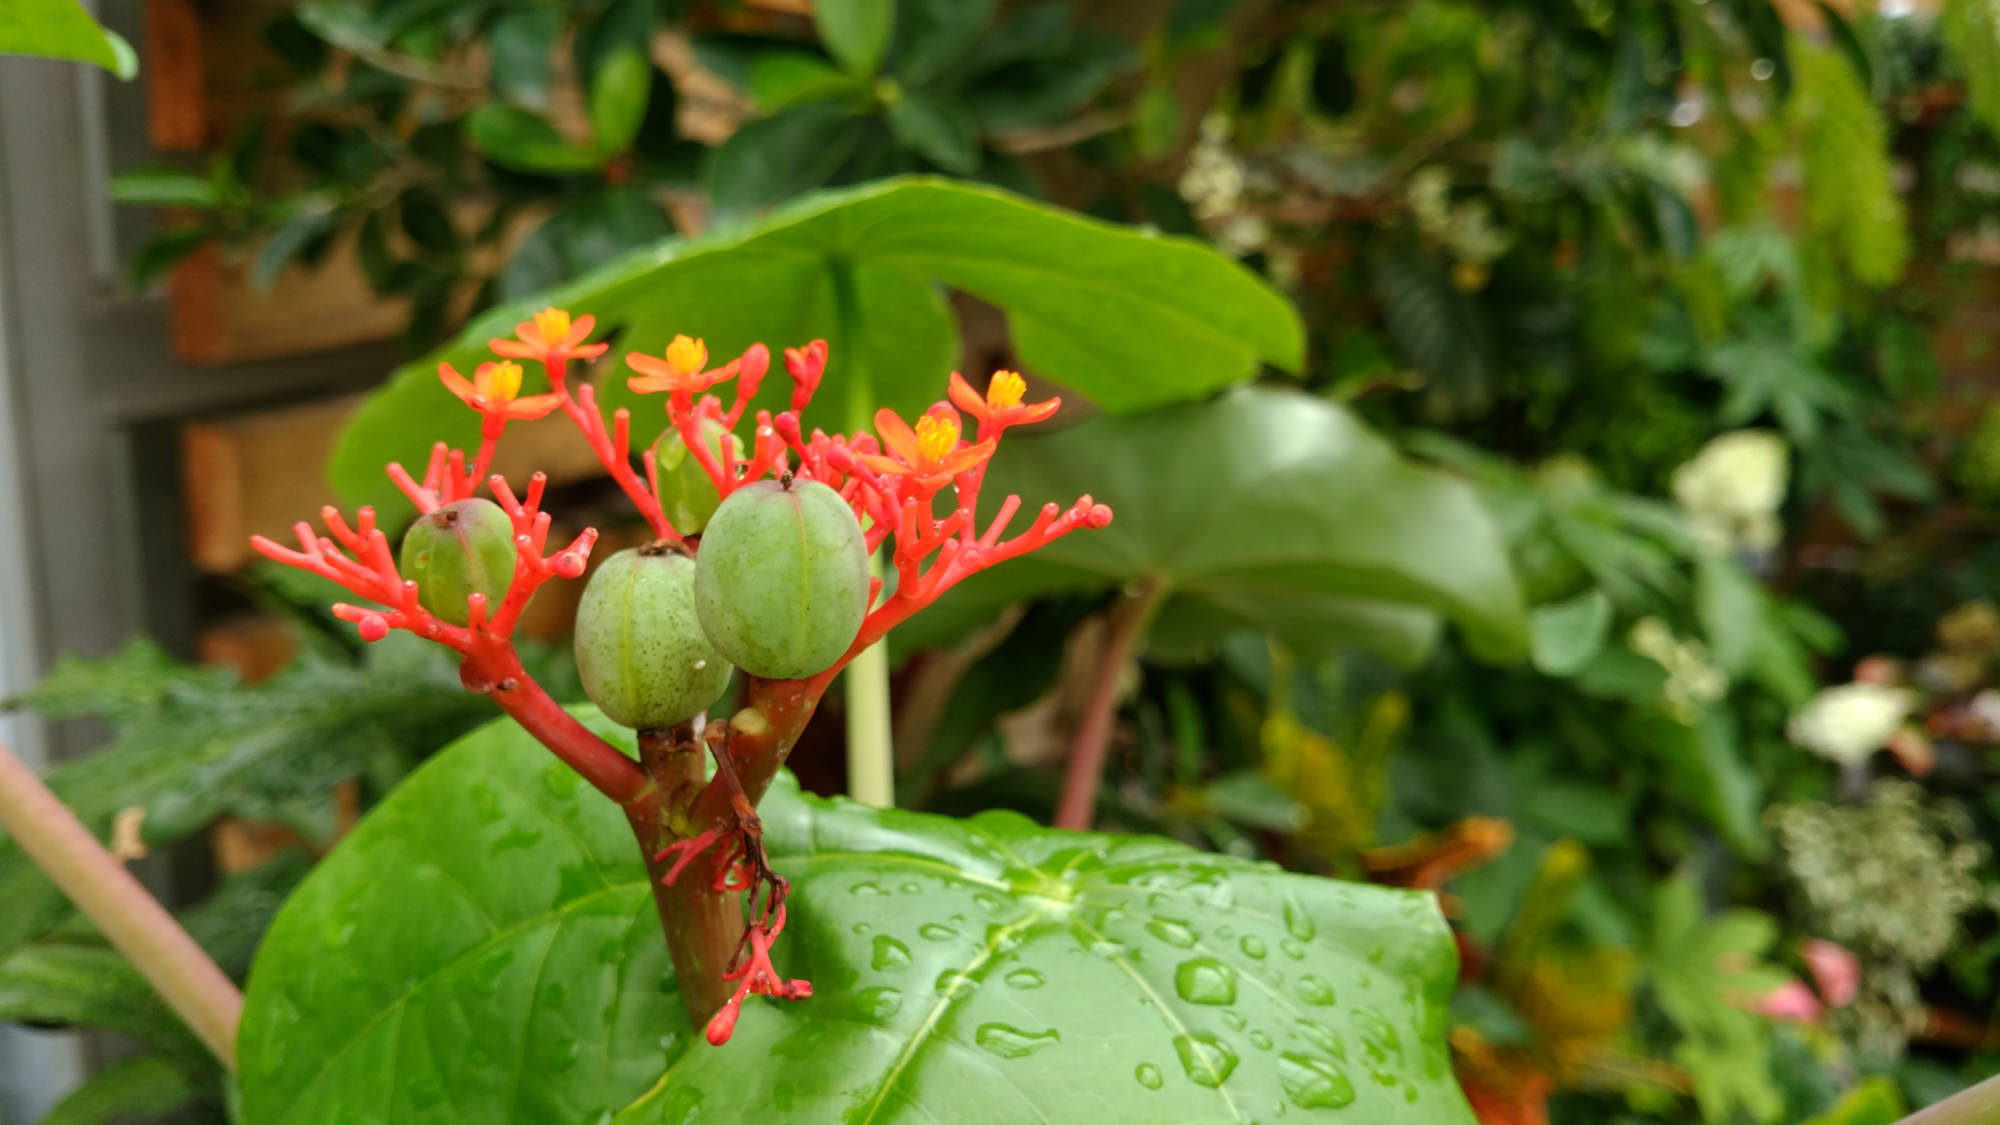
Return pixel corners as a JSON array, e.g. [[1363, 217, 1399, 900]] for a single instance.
[[560, 382, 680, 545], [802, 494, 1110, 697], [248, 471, 639, 804], [672, 399, 736, 499]]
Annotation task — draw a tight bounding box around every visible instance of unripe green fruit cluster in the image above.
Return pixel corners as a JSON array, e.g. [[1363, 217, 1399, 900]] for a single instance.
[[399, 498, 517, 626], [573, 547, 731, 730], [694, 479, 870, 680], [565, 473, 870, 730]]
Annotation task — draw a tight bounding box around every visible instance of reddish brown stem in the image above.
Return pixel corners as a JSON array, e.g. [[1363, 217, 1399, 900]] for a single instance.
[[559, 384, 679, 545], [1054, 575, 1167, 831], [473, 641, 650, 805], [620, 679, 822, 1024]]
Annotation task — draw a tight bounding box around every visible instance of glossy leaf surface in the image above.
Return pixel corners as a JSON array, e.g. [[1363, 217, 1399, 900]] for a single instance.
[[240, 709, 1473, 1124], [903, 388, 1530, 666], [329, 178, 1301, 521]]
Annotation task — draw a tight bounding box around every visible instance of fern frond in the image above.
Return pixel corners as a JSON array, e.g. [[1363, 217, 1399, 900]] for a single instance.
[[1788, 38, 1908, 287]]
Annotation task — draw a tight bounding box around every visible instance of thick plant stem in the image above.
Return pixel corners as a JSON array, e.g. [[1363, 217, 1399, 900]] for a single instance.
[[0, 743, 243, 1069], [1054, 575, 1167, 831], [629, 681, 822, 1025], [1896, 1075, 2000, 1125], [844, 639, 893, 807]]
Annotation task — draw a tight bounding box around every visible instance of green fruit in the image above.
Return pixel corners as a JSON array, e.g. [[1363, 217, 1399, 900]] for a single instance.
[[574, 547, 733, 730], [399, 498, 517, 626], [694, 479, 869, 679], [652, 419, 743, 534]]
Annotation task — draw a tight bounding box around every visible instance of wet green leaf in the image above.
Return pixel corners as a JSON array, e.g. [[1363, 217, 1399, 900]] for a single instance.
[[330, 178, 1300, 524], [240, 708, 1474, 1124]]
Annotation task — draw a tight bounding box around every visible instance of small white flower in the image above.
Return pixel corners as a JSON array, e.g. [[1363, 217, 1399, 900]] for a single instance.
[[1672, 430, 1789, 552], [1788, 683, 1917, 765]]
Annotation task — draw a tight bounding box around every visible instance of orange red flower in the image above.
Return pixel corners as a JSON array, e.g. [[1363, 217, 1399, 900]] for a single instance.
[[438, 360, 564, 420], [861, 405, 995, 489], [626, 335, 739, 401], [948, 370, 1059, 433], [490, 307, 609, 366]]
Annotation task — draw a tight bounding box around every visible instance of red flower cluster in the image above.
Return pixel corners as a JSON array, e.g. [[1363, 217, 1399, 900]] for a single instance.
[[248, 306, 1111, 1043]]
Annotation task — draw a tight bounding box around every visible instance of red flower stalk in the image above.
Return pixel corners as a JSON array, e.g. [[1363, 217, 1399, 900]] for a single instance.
[[252, 306, 1110, 1043]]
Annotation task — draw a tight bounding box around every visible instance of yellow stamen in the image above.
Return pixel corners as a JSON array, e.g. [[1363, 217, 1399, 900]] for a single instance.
[[987, 371, 1026, 410], [915, 415, 959, 464], [533, 307, 571, 344], [666, 335, 707, 375], [477, 361, 523, 403]]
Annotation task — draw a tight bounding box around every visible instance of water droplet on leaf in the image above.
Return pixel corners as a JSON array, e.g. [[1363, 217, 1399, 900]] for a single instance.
[[1296, 1019, 1348, 1060], [1148, 917, 1198, 948], [855, 987, 902, 1020], [919, 923, 958, 941], [1175, 957, 1238, 1005], [1352, 1007, 1403, 1065], [1281, 938, 1307, 960], [1283, 896, 1316, 942], [1173, 1033, 1239, 1088], [1296, 975, 1337, 1006], [871, 935, 911, 971], [1240, 935, 1267, 959], [1005, 968, 1046, 990], [1135, 1063, 1164, 1090], [1250, 1030, 1273, 1050], [934, 969, 977, 999], [1279, 1052, 1356, 1109], [975, 1023, 1059, 1059]]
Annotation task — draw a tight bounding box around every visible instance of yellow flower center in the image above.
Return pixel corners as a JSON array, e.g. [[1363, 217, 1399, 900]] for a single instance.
[[666, 335, 708, 375], [533, 307, 571, 344], [915, 414, 959, 464], [987, 370, 1026, 410], [477, 361, 524, 403]]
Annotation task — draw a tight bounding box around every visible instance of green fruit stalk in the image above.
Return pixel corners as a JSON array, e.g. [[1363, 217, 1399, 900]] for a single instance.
[[398, 498, 518, 626], [652, 418, 743, 533], [575, 546, 733, 730], [694, 478, 869, 679]]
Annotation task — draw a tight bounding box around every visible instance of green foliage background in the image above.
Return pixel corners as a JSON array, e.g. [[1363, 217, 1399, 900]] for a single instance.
[[21, 0, 2000, 1120]]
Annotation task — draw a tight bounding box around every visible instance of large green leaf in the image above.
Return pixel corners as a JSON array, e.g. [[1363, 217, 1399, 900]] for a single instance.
[[329, 178, 1301, 522], [0, 0, 134, 77], [240, 709, 1473, 1124], [903, 388, 1530, 666]]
